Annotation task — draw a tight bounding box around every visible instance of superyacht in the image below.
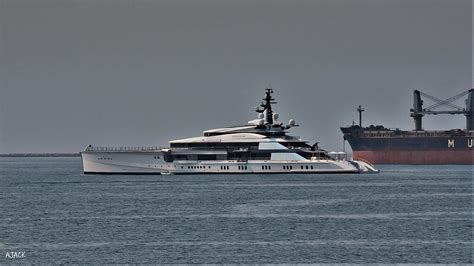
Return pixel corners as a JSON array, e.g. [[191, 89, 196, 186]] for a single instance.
[[81, 88, 378, 174]]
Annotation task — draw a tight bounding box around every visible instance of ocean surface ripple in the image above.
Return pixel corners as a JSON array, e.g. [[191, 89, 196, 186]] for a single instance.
[[0, 158, 472, 263]]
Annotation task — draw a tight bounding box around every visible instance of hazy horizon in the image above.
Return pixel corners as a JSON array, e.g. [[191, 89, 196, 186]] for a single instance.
[[1, 0, 472, 153]]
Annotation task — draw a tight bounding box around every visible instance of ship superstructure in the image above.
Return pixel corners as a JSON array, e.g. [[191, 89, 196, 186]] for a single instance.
[[82, 88, 378, 174]]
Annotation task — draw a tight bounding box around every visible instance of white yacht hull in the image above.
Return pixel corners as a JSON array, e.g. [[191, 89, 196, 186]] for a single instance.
[[81, 151, 171, 174], [81, 151, 377, 174], [81, 89, 380, 175]]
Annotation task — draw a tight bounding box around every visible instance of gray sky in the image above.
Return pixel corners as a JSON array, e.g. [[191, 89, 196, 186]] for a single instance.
[[0, 0, 472, 153]]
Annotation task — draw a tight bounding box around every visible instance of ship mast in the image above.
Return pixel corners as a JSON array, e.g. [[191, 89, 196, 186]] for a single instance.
[[256, 87, 277, 125], [357, 105, 365, 127]]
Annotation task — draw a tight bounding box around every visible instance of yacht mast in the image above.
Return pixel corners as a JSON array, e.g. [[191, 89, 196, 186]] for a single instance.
[[256, 88, 277, 124]]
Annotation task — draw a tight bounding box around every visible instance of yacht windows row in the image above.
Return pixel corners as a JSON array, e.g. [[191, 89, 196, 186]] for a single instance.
[[184, 165, 249, 170], [171, 153, 323, 162], [263, 165, 314, 170], [170, 141, 310, 149], [182, 164, 317, 171], [187, 165, 211, 169], [221, 165, 249, 170]]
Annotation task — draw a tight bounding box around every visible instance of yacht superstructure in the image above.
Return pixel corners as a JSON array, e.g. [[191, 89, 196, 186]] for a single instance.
[[81, 88, 378, 174]]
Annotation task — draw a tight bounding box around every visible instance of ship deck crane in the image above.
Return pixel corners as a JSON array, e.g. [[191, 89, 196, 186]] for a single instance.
[[410, 89, 474, 131]]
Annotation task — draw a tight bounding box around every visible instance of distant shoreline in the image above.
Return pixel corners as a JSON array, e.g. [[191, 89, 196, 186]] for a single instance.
[[0, 153, 80, 157]]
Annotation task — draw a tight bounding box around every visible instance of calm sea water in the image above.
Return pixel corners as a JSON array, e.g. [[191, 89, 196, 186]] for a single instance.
[[0, 157, 472, 263]]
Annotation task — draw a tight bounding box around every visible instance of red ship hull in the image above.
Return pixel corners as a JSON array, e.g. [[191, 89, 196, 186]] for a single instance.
[[341, 126, 474, 164], [354, 150, 474, 164]]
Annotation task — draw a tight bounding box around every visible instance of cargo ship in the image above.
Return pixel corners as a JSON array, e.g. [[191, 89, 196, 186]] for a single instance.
[[341, 89, 474, 164]]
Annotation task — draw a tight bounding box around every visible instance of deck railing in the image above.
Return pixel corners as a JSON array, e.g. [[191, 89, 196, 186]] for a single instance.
[[84, 146, 166, 152]]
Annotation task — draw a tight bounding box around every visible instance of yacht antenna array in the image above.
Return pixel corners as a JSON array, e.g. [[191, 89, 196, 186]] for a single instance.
[[256, 87, 277, 124]]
